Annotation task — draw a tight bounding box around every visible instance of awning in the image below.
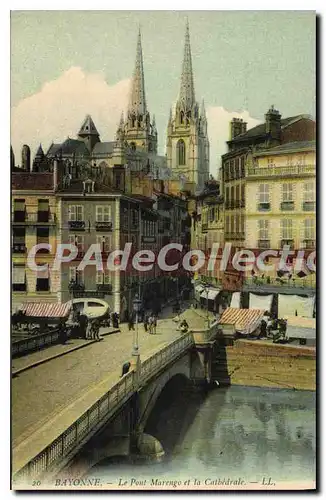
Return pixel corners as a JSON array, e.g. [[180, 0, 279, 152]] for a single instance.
[[278, 294, 315, 318], [249, 293, 273, 312], [219, 307, 265, 335], [12, 267, 25, 284], [200, 288, 220, 300], [20, 302, 71, 318], [230, 292, 240, 308]]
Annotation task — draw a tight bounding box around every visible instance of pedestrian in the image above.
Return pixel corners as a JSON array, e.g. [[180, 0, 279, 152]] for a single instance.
[[128, 313, 135, 331], [144, 314, 148, 332], [121, 361, 131, 377], [152, 315, 157, 335], [259, 319, 267, 339], [148, 315, 153, 334], [79, 313, 88, 340], [93, 319, 100, 341]]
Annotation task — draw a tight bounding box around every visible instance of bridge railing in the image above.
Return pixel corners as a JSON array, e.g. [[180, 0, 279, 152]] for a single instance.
[[13, 331, 194, 484], [12, 329, 60, 357], [140, 332, 194, 384]]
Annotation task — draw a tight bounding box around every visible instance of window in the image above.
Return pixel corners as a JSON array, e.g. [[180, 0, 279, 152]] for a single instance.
[[235, 158, 240, 178], [286, 156, 293, 167], [304, 182, 315, 202], [224, 162, 230, 181], [297, 155, 306, 166], [96, 271, 111, 285], [69, 267, 84, 284], [235, 214, 240, 233], [36, 267, 50, 292], [38, 199, 49, 222], [267, 158, 274, 168], [231, 215, 235, 233], [37, 227, 49, 251], [225, 215, 230, 234], [177, 139, 186, 166], [69, 205, 83, 221], [281, 219, 293, 239], [259, 184, 270, 203], [96, 205, 111, 222], [235, 185, 240, 206], [96, 235, 111, 253], [69, 234, 84, 252], [282, 183, 293, 202], [209, 207, 215, 222], [258, 184, 270, 210], [258, 220, 269, 240], [131, 209, 139, 227], [241, 184, 245, 206], [12, 266, 26, 292], [241, 156, 245, 177], [13, 199, 26, 222], [304, 219, 315, 240], [225, 186, 230, 204]]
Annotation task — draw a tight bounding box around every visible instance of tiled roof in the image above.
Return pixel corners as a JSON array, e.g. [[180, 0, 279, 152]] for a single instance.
[[92, 142, 115, 156], [229, 115, 312, 143], [12, 172, 54, 190], [46, 139, 89, 157], [219, 307, 265, 335]]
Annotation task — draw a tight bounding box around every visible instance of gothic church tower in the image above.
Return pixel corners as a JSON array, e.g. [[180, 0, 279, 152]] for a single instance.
[[123, 29, 157, 154], [166, 21, 209, 191]]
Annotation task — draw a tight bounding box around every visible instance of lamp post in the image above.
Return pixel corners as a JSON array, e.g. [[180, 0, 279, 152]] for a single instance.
[[132, 294, 142, 357]]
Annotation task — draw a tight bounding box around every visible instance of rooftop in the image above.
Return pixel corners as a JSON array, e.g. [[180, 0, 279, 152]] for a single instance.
[[254, 140, 316, 157], [12, 172, 54, 191]]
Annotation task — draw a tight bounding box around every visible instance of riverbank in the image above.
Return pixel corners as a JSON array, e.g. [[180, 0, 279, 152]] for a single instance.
[[222, 339, 316, 391]]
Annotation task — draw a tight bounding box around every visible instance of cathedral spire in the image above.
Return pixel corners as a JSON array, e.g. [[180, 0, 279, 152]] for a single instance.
[[179, 20, 196, 110], [200, 99, 206, 118], [128, 28, 147, 116]]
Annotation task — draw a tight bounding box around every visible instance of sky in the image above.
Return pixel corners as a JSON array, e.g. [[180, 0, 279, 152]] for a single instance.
[[11, 10, 316, 175]]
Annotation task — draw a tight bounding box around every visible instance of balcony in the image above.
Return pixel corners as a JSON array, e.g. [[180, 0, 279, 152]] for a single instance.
[[246, 164, 315, 179], [303, 201, 316, 212], [302, 239, 316, 250], [280, 201, 294, 211], [257, 202, 271, 212], [12, 242, 26, 254], [257, 239, 271, 249], [96, 283, 113, 293], [68, 220, 85, 231], [95, 221, 113, 232], [142, 236, 156, 243], [280, 239, 294, 248], [225, 232, 245, 240], [243, 275, 315, 295]]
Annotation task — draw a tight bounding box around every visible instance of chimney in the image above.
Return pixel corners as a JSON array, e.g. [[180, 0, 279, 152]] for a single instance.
[[265, 105, 282, 140], [21, 144, 31, 171], [229, 118, 246, 140]]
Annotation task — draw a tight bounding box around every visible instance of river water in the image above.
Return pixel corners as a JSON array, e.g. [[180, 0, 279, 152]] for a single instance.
[[91, 385, 316, 488]]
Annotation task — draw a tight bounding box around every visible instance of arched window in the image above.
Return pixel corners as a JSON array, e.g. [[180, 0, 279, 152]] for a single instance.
[[177, 139, 186, 166], [130, 142, 136, 151], [180, 111, 184, 124]]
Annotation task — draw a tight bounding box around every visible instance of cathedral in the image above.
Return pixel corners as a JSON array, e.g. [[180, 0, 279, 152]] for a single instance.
[[26, 22, 210, 194]]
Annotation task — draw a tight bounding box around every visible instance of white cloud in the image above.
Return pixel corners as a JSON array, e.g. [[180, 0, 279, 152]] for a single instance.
[[11, 67, 130, 165], [206, 106, 262, 176], [11, 66, 262, 176]]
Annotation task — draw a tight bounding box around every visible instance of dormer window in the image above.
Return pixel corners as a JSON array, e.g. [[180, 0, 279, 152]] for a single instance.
[[83, 179, 95, 193]]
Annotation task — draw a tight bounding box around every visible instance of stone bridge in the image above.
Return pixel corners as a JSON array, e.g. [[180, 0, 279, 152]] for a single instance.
[[13, 316, 226, 487]]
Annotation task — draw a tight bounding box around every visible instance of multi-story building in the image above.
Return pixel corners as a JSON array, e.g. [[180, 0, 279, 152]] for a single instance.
[[12, 171, 60, 310], [244, 140, 316, 298], [221, 106, 316, 251]]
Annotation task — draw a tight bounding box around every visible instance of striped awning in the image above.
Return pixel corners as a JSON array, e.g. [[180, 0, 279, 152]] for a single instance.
[[219, 307, 265, 335], [20, 302, 71, 318]]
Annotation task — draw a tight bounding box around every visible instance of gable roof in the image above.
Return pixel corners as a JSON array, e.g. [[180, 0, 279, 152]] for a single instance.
[[78, 114, 100, 137], [92, 141, 115, 156], [46, 139, 89, 157], [254, 140, 316, 157]]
